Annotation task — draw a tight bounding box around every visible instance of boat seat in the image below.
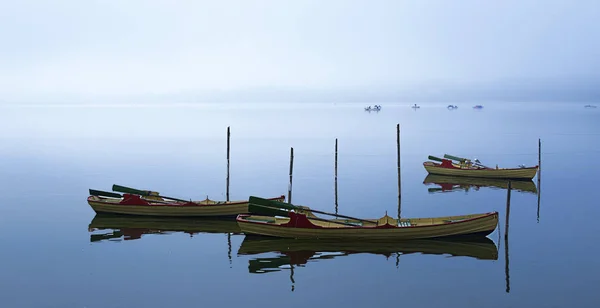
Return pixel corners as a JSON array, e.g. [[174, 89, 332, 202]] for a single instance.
[[343, 220, 362, 226], [245, 217, 276, 223]]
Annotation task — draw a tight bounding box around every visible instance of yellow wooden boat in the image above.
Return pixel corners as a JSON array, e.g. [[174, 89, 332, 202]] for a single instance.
[[237, 197, 498, 240], [423, 174, 538, 194], [238, 235, 499, 261], [87, 188, 286, 217], [424, 154, 538, 180]]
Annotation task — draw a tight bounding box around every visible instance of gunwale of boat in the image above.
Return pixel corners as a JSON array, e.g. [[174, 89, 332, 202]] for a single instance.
[[88, 195, 284, 206], [236, 211, 498, 240], [239, 212, 495, 229], [87, 195, 285, 217]]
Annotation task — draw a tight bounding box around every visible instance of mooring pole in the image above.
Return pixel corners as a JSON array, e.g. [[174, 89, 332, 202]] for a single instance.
[[226, 126, 231, 202], [288, 147, 294, 204], [397, 124, 401, 219], [335, 138, 338, 214]]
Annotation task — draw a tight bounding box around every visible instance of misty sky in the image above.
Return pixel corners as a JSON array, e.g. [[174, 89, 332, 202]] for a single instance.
[[1, 0, 599, 102]]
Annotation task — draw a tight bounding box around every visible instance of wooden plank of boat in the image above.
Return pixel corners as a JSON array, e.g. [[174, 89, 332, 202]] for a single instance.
[[87, 192, 286, 217], [237, 198, 499, 240], [423, 174, 538, 194], [238, 235, 499, 261]]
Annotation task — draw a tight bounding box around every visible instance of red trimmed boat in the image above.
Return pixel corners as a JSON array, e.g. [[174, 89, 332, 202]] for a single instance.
[[236, 196, 499, 240], [424, 154, 538, 180], [87, 185, 285, 217]]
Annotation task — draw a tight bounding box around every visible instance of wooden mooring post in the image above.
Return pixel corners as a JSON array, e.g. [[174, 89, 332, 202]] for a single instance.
[[334, 138, 338, 214], [226, 126, 231, 202], [397, 124, 401, 219], [288, 147, 294, 204]]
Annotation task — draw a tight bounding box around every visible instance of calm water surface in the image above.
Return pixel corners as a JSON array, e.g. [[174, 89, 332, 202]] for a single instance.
[[0, 102, 599, 307]]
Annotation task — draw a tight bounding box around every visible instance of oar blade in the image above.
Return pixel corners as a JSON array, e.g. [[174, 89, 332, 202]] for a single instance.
[[248, 203, 291, 217], [112, 184, 150, 196], [428, 155, 444, 162], [90, 189, 122, 198], [249, 196, 297, 211], [444, 154, 468, 162]]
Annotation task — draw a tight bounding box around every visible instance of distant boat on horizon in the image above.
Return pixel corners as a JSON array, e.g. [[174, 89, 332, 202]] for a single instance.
[[473, 105, 483, 109], [584, 104, 597, 108]]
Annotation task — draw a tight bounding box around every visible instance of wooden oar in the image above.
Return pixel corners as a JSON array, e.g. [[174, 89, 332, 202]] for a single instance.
[[428, 155, 444, 162], [90, 189, 122, 198], [249, 196, 377, 225], [89, 189, 175, 205], [112, 184, 189, 203], [444, 154, 468, 162], [248, 203, 364, 227]]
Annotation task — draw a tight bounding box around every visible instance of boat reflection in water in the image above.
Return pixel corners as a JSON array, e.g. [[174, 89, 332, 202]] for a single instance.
[[423, 174, 538, 194], [87, 214, 241, 242], [238, 235, 498, 290]]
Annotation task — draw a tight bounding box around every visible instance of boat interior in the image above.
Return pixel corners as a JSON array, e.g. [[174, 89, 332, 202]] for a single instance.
[[240, 212, 494, 228]]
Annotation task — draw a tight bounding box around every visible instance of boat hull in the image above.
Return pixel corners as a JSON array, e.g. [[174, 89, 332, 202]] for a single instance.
[[424, 163, 538, 180], [88, 195, 285, 217], [236, 212, 498, 240]]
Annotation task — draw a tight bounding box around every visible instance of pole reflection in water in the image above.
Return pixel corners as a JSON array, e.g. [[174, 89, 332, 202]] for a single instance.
[[505, 181, 512, 293], [227, 233, 232, 267], [537, 174, 542, 223]]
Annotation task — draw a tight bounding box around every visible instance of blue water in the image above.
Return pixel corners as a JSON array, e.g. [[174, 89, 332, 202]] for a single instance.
[[0, 102, 599, 307]]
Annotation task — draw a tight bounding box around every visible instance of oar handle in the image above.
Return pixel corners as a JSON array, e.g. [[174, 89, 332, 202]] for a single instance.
[[112, 184, 189, 203], [249, 195, 377, 225], [444, 154, 468, 162], [309, 209, 377, 224], [90, 188, 178, 205], [247, 203, 363, 227], [90, 189, 122, 198], [428, 155, 444, 162]]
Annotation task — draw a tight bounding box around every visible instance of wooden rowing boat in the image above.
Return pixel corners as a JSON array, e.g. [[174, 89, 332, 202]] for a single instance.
[[238, 235, 499, 262], [87, 193, 286, 217], [88, 214, 241, 242], [424, 154, 538, 180], [423, 174, 538, 194], [237, 197, 498, 240]]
